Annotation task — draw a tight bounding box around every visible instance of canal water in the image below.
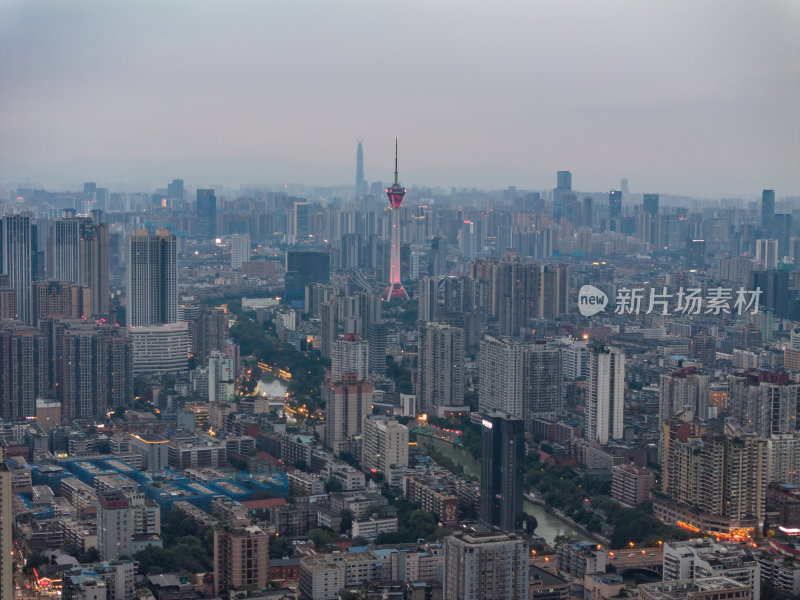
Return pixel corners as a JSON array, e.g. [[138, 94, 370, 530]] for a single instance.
[[418, 435, 591, 545]]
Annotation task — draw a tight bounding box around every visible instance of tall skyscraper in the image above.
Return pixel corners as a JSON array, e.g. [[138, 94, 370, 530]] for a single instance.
[[126, 230, 187, 374], [126, 230, 177, 328], [608, 190, 622, 231], [444, 531, 528, 600], [47, 215, 110, 315], [383, 138, 409, 300], [47, 214, 80, 283], [293, 201, 309, 239], [0, 448, 12, 600], [355, 141, 366, 199], [762, 189, 775, 230], [479, 336, 563, 427], [643, 193, 659, 216], [197, 188, 217, 239], [586, 344, 625, 444], [553, 170, 572, 222], [1, 215, 33, 324], [417, 321, 465, 413], [480, 411, 524, 531]]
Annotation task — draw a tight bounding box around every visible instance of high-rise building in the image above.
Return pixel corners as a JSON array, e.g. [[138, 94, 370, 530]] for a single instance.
[[292, 201, 309, 239], [491, 256, 569, 337], [688, 239, 707, 269], [285, 250, 330, 303], [479, 336, 563, 428], [658, 418, 767, 532], [197, 189, 217, 239], [728, 371, 798, 438], [213, 526, 270, 598], [126, 230, 187, 373], [643, 193, 659, 216], [47, 215, 80, 283], [383, 138, 409, 300], [126, 230, 177, 328], [331, 334, 369, 383], [0, 323, 49, 419], [1, 215, 33, 324], [32, 280, 92, 324], [586, 345, 625, 444], [323, 372, 373, 456], [608, 190, 622, 230], [361, 415, 409, 481], [762, 189, 775, 230], [209, 350, 234, 404], [47, 215, 108, 314], [366, 321, 387, 376], [97, 490, 159, 561], [355, 141, 366, 199], [230, 233, 250, 270], [660, 368, 710, 422], [167, 178, 184, 207], [98, 490, 132, 560], [418, 276, 440, 323], [689, 333, 716, 370], [480, 410, 524, 531], [444, 531, 528, 600], [0, 448, 12, 600], [56, 319, 133, 419], [417, 321, 465, 413], [553, 171, 572, 222], [755, 238, 779, 270]]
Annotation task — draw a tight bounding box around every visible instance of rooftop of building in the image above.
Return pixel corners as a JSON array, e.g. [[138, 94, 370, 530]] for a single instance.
[[639, 577, 750, 600]]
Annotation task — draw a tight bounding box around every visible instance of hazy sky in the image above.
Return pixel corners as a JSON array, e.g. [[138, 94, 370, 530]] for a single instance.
[[1, 0, 798, 197]]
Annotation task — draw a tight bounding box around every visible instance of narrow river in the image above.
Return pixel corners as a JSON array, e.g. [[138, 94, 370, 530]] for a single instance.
[[418, 435, 592, 545]]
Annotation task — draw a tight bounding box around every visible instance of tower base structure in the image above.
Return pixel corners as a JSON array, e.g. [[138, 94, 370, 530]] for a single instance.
[[383, 282, 409, 301]]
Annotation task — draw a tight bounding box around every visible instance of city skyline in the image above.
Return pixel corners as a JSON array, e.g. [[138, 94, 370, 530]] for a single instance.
[[1, 1, 798, 196]]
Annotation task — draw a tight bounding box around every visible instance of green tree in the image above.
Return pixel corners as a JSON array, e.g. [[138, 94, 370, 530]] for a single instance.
[[307, 528, 332, 547]]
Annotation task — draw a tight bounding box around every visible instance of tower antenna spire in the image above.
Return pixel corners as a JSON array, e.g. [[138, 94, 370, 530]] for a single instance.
[[394, 137, 399, 185]]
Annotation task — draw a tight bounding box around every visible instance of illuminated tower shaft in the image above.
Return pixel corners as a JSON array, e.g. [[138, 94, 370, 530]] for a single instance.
[[384, 138, 409, 301]]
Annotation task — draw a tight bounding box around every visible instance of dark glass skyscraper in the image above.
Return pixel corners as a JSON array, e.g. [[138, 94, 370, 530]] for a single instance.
[[553, 170, 572, 222], [480, 410, 524, 531], [643, 193, 659, 216], [197, 188, 217, 239], [762, 189, 775, 231]]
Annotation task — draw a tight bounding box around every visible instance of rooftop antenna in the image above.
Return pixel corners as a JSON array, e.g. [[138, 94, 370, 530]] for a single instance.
[[394, 137, 399, 185]]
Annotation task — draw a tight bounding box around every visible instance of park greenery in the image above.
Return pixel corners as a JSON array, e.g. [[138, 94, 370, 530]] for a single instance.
[[229, 312, 325, 399], [523, 452, 691, 548], [134, 508, 214, 574]]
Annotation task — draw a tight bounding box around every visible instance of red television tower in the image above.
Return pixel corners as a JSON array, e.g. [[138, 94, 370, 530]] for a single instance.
[[383, 137, 409, 301]]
